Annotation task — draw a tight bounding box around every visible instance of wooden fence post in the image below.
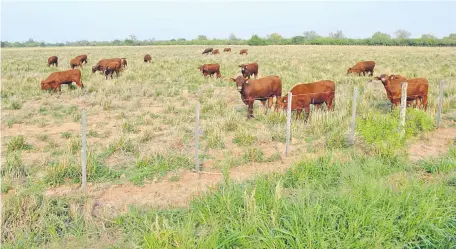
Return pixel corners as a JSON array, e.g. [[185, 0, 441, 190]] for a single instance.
[[398, 82, 408, 138], [194, 101, 201, 172], [348, 86, 358, 145], [285, 92, 292, 156], [81, 109, 87, 194], [436, 80, 444, 129]]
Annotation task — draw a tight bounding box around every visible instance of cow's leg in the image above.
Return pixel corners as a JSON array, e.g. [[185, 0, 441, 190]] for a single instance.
[[422, 95, 428, 111], [304, 106, 310, 122], [296, 109, 302, 120], [111, 72, 114, 79], [260, 99, 269, 114], [247, 100, 255, 119], [268, 96, 274, 109], [216, 72, 221, 78]]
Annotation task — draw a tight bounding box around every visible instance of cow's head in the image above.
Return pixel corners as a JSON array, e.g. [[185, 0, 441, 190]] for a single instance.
[[275, 96, 288, 111], [238, 64, 246, 72], [92, 65, 99, 73], [347, 67, 360, 74], [41, 80, 51, 90], [373, 74, 389, 86], [197, 66, 203, 72], [230, 75, 249, 92]]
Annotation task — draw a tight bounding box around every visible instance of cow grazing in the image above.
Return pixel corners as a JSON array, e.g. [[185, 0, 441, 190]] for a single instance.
[[47, 56, 58, 67], [347, 61, 376, 76], [198, 64, 221, 78], [69, 57, 83, 69], [212, 49, 220, 55], [92, 58, 123, 73], [239, 62, 258, 79], [144, 54, 152, 63], [202, 48, 213, 55], [104, 61, 121, 79], [275, 80, 335, 121], [76, 54, 88, 65], [40, 69, 84, 94], [121, 58, 127, 67], [239, 49, 248, 55], [374, 74, 428, 111], [223, 48, 231, 52], [230, 75, 282, 119]]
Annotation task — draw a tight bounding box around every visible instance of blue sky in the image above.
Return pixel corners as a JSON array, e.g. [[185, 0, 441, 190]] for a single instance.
[[1, 1, 455, 42]]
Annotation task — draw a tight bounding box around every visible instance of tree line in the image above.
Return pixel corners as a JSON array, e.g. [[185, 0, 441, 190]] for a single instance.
[[2, 31, 456, 48]]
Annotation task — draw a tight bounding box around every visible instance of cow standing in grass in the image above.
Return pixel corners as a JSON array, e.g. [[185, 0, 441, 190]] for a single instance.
[[198, 64, 221, 78], [374, 74, 428, 111], [347, 61, 376, 76], [47, 56, 58, 67], [230, 75, 282, 119], [275, 80, 335, 121], [239, 62, 258, 79], [41, 69, 84, 94]]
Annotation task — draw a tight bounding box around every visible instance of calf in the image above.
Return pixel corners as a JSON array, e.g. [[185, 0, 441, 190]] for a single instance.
[[212, 49, 220, 55], [202, 48, 213, 55], [230, 75, 282, 119], [41, 69, 84, 94], [223, 48, 231, 52], [275, 80, 335, 121], [198, 64, 221, 78], [144, 54, 152, 62], [239, 49, 248, 55], [47, 56, 58, 67], [239, 62, 258, 79], [374, 74, 428, 110], [347, 61, 376, 76], [104, 61, 121, 79]]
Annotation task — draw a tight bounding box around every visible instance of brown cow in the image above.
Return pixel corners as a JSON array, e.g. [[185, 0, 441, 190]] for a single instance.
[[92, 58, 123, 73], [239, 62, 258, 79], [121, 58, 127, 67], [104, 61, 121, 79], [47, 56, 58, 67], [144, 54, 152, 63], [198, 64, 221, 78], [275, 80, 335, 121], [374, 74, 428, 111], [40, 69, 84, 93], [76, 54, 88, 65], [230, 75, 282, 119], [240, 49, 248, 55], [347, 61, 376, 76], [202, 48, 213, 55], [212, 49, 220, 55], [70, 57, 82, 69], [223, 48, 231, 52]]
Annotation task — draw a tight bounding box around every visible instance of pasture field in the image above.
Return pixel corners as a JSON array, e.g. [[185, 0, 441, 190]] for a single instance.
[[1, 45, 456, 248]]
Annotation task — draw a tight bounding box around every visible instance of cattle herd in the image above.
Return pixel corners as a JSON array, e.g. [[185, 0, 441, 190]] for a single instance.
[[41, 48, 429, 120]]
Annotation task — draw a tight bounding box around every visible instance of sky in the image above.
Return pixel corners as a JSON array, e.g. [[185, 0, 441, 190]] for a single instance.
[[1, 0, 455, 43]]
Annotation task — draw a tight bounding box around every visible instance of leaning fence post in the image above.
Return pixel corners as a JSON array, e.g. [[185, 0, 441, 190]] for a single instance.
[[194, 101, 201, 172], [348, 86, 358, 145], [285, 92, 292, 156], [436, 80, 444, 129], [81, 109, 87, 194], [398, 82, 408, 138]]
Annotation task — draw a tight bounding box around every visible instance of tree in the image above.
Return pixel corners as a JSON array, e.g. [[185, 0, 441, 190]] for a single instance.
[[447, 33, 456, 40], [329, 30, 345, 39], [266, 33, 283, 44], [228, 33, 238, 41], [302, 31, 320, 40], [395, 29, 411, 39], [372, 32, 391, 40], [421, 34, 436, 39], [197, 35, 208, 40], [247, 35, 267, 46]]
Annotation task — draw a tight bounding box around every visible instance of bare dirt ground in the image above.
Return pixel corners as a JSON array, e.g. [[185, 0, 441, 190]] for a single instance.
[[44, 117, 456, 216]]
